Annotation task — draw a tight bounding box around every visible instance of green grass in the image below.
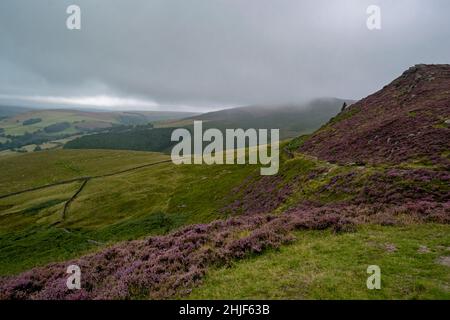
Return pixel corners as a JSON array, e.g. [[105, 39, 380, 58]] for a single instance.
[[0, 225, 99, 275], [0, 149, 258, 275], [0, 149, 169, 194], [188, 224, 450, 300], [0, 110, 119, 136], [3, 146, 440, 276], [1, 146, 449, 302]]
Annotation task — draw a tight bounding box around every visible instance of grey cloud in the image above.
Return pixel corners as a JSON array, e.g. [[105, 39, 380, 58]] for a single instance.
[[0, 0, 449, 110]]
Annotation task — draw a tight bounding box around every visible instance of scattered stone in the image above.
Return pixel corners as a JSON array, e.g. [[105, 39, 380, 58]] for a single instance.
[[418, 245, 430, 254], [384, 243, 397, 253], [436, 256, 450, 267]]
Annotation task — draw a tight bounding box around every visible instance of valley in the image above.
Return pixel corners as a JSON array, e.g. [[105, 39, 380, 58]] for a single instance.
[[0, 65, 448, 300]]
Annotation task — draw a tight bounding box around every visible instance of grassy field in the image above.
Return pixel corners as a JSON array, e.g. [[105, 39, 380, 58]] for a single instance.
[[0, 109, 119, 136], [0, 147, 448, 300], [188, 224, 450, 299], [0, 149, 169, 194], [0, 149, 257, 275], [0, 109, 198, 137]]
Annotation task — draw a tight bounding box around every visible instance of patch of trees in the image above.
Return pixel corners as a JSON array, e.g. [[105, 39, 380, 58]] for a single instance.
[[105, 123, 154, 133], [118, 114, 151, 126], [23, 118, 42, 126], [0, 123, 157, 152], [0, 130, 73, 151], [43, 122, 71, 133], [64, 127, 175, 153]]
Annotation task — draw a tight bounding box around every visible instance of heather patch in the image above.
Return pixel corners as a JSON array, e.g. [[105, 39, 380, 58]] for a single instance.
[[0, 211, 354, 300], [321, 168, 449, 206], [221, 156, 329, 215], [300, 65, 450, 167], [2, 199, 447, 299], [220, 174, 296, 216]]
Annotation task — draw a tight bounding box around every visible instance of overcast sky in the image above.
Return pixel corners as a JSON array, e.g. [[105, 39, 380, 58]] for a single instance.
[[0, 0, 449, 112]]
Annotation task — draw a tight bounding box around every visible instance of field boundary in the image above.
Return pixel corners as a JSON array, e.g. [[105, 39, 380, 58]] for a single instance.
[[0, 159, 173, 200], [61, 178, 90, 220]]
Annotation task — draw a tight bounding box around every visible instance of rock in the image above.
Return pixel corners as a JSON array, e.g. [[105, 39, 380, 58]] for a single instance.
[[384, 243, 397, 253], [436, 256, 450, 267], [418, 245, 430, 254]]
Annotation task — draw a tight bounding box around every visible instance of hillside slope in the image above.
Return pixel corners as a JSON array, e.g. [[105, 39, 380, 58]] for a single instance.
[[0, 65, 448, 300], [300, 64, 450, 167]]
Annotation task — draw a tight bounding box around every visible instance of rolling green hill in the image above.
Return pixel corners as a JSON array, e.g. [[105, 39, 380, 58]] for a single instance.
[[0, 143, 448, 298], [0, 108, 198, 153], [0, 109, 197, 136], [0, 149, 257, 275], [0, 67, 448, 299]]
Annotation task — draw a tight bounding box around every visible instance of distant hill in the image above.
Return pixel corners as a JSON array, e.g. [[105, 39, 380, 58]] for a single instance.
[[116, 111, 200, 124], [0, 108, 198, 152], [64, 98, 353, 153], [300, 64, 450, 167], [159, 98, 354, 140], [0, 105, 33, 119], [0, 109, 198, 136]]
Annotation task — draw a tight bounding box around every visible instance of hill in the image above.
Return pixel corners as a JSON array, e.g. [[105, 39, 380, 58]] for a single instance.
[[0, 109, 197, 152], [0, 109, 197, 136], [300, 64, 450, 168], [0, 105, 33, 119], [64, 98, 351, 153], [158, 98, 353, 139], [0, 65, 448, 300]]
